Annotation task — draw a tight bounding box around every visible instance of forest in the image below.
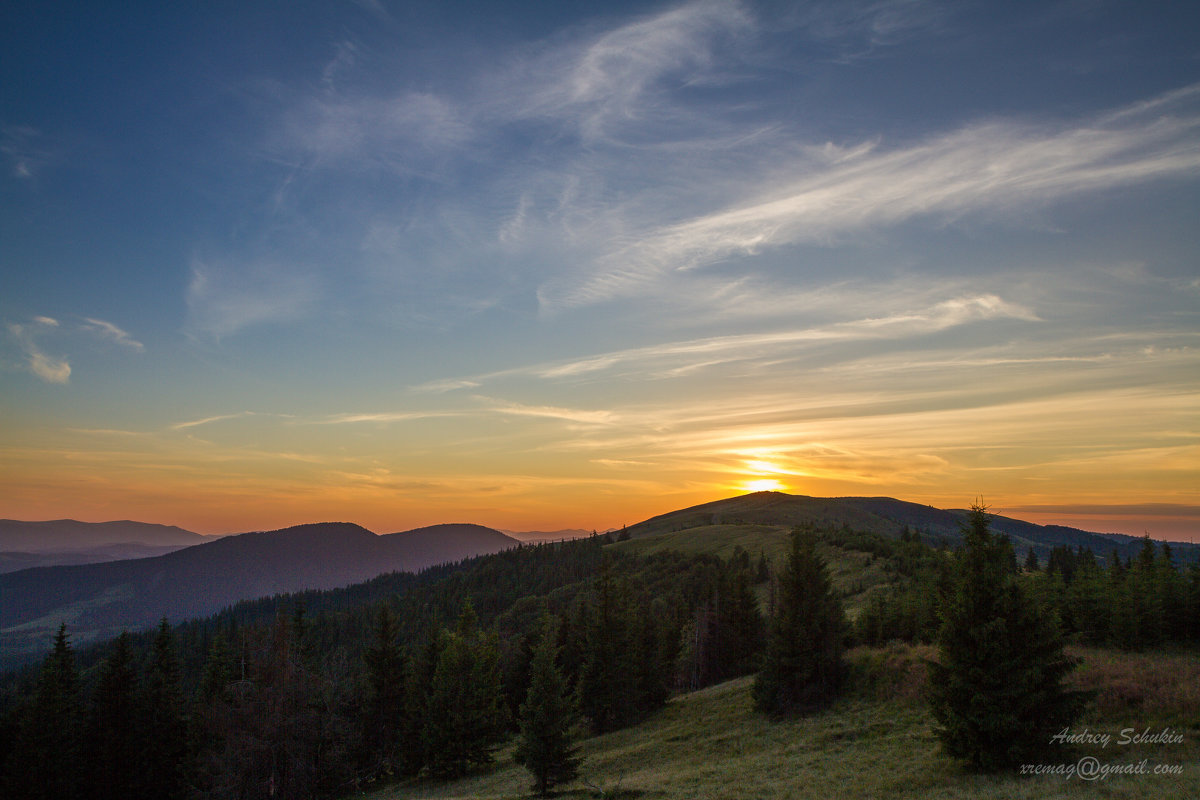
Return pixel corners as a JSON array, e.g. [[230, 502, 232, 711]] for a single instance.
[[2, 515, 1198, 799]]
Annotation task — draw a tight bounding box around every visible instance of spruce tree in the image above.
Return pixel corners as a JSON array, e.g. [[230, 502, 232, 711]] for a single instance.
[[577, 557, 639, 732], [87, 632, 141, 800], [198, 630, 237, 703], [18, 624, 84, 800], [515, 618, 581, 797], [752, 530, 845, 714], [928, 505, 1089, 771], [363, 605, 406, 769], [422, 609, 509, 778], [141, 619, 188, 799], [1023, 547, 1038, 572], [400, 630, 442, 776]]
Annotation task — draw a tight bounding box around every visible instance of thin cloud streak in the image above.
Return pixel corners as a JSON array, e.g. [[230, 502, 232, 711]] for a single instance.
[[416, 293, 1036, 388], [480, 398, 618, 426], [543, 85, 1200, 308], [81, 318, 144, 352], [311, 410, 466, 425], [170, 412, 259, 431]]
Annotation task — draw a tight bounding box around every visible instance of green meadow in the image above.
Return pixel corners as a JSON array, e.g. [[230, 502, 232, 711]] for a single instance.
[[363, 644, 1200, 800]]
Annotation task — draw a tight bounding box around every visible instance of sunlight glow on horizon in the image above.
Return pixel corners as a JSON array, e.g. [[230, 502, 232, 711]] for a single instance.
[[741, 478, 788, 493], [1, 3, 1197, 543]]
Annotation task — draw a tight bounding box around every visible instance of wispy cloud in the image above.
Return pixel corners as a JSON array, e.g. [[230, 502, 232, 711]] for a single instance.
[[480, 398, 618, 425], [5, 315, 147, 383], [278, 90, 471, 171], [311, 410, 465, 425], [411, 379, 483, 394], [795, 0, 951, 55], [1, 124, 55, 179], [81, 317, 144, 351], [511, 0, 753, 143], [421, 293, 1036, 388], [6, 317, 70, 383], [185, 259, 319, 339], [170, 411, 259, 431], [538, 84, 1200, 309]]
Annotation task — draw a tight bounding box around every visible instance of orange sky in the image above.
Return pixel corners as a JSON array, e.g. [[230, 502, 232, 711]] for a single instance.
[[3, 4, 1197, 544]]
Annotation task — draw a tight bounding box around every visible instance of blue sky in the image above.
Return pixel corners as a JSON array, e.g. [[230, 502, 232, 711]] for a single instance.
[[2, 1, 1198, 537]]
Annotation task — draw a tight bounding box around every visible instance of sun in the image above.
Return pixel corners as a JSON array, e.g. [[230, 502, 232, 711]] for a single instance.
[[742, 478, 786, 492]]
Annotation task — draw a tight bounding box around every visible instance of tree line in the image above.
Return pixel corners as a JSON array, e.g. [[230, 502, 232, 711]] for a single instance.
[[853, 528, 1200, 651], [4, 517, 1196, 797], [0, 536, 766, 799]]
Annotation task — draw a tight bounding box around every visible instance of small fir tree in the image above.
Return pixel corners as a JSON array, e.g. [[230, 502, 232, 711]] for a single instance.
[[1024, 547, 1039, 572], [928, 505, 1090, 771], [515, 618, 581, 797], [752, 530, 845, 714]]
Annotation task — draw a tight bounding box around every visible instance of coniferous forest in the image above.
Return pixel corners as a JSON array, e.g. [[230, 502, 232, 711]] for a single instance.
[[2, 515, 1199, 799]]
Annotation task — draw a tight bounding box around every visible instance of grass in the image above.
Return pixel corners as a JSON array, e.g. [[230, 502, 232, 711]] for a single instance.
[[613, 523, 793, 562], [611, 524, 895, 617], [358, 645, 1200, 800]]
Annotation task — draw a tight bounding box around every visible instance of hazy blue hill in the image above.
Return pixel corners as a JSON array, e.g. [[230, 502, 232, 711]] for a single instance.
[[0, 519, 205, 552], [380, 523, 519, 563], [0, 543, 197, 574], [0, 521, 519, 667], [502, 528, 593, 542]]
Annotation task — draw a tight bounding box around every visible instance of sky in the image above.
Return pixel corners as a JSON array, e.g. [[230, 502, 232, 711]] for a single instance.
[[2, 1, 1198, 540]]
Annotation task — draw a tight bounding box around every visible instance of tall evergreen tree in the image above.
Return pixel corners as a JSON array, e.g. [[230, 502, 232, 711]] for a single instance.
[[399, 629, 442, 776], [86, 632, 141, 800], [141, 619, 188, 800], [577, 558, 640, 732], [928, 505, 1089, 771], [515, 618, 581, 797], [198, 629, 237, 703], [752, 531, 845, 714], [17, 624, 84, 800], [362, 605, 406, 770], [422, 608, 509, 778]]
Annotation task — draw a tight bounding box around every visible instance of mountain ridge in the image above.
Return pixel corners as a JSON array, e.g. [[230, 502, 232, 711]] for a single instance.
[[0, 518, 207, 552], [0, 521, 518, 667], [626, 492, 1200, 563]]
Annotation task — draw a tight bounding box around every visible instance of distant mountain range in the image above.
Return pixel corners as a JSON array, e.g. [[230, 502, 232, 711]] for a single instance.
[[5, 493, 1196, 669], [0, 521, 518, 667], [626, 492, 1200, 563], [0, 519, 211, 573], [503, 528, 594, 542]]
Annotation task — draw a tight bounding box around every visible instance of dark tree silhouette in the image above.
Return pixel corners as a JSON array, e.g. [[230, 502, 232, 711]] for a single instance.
[[928, 505, 1089, 771], [16, 624, 83, 800], [362, 605, 406, 770], [87, 632, 141, 800], [141, 619, 188, 799], [753, 531, 845, 714], [515, 618, 581, 797]]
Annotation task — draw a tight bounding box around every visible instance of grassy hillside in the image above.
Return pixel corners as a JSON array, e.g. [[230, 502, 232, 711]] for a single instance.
[[624, 492, 1200, 565], [361, 645, 1200, 800], [611, 523, 896, 617]]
